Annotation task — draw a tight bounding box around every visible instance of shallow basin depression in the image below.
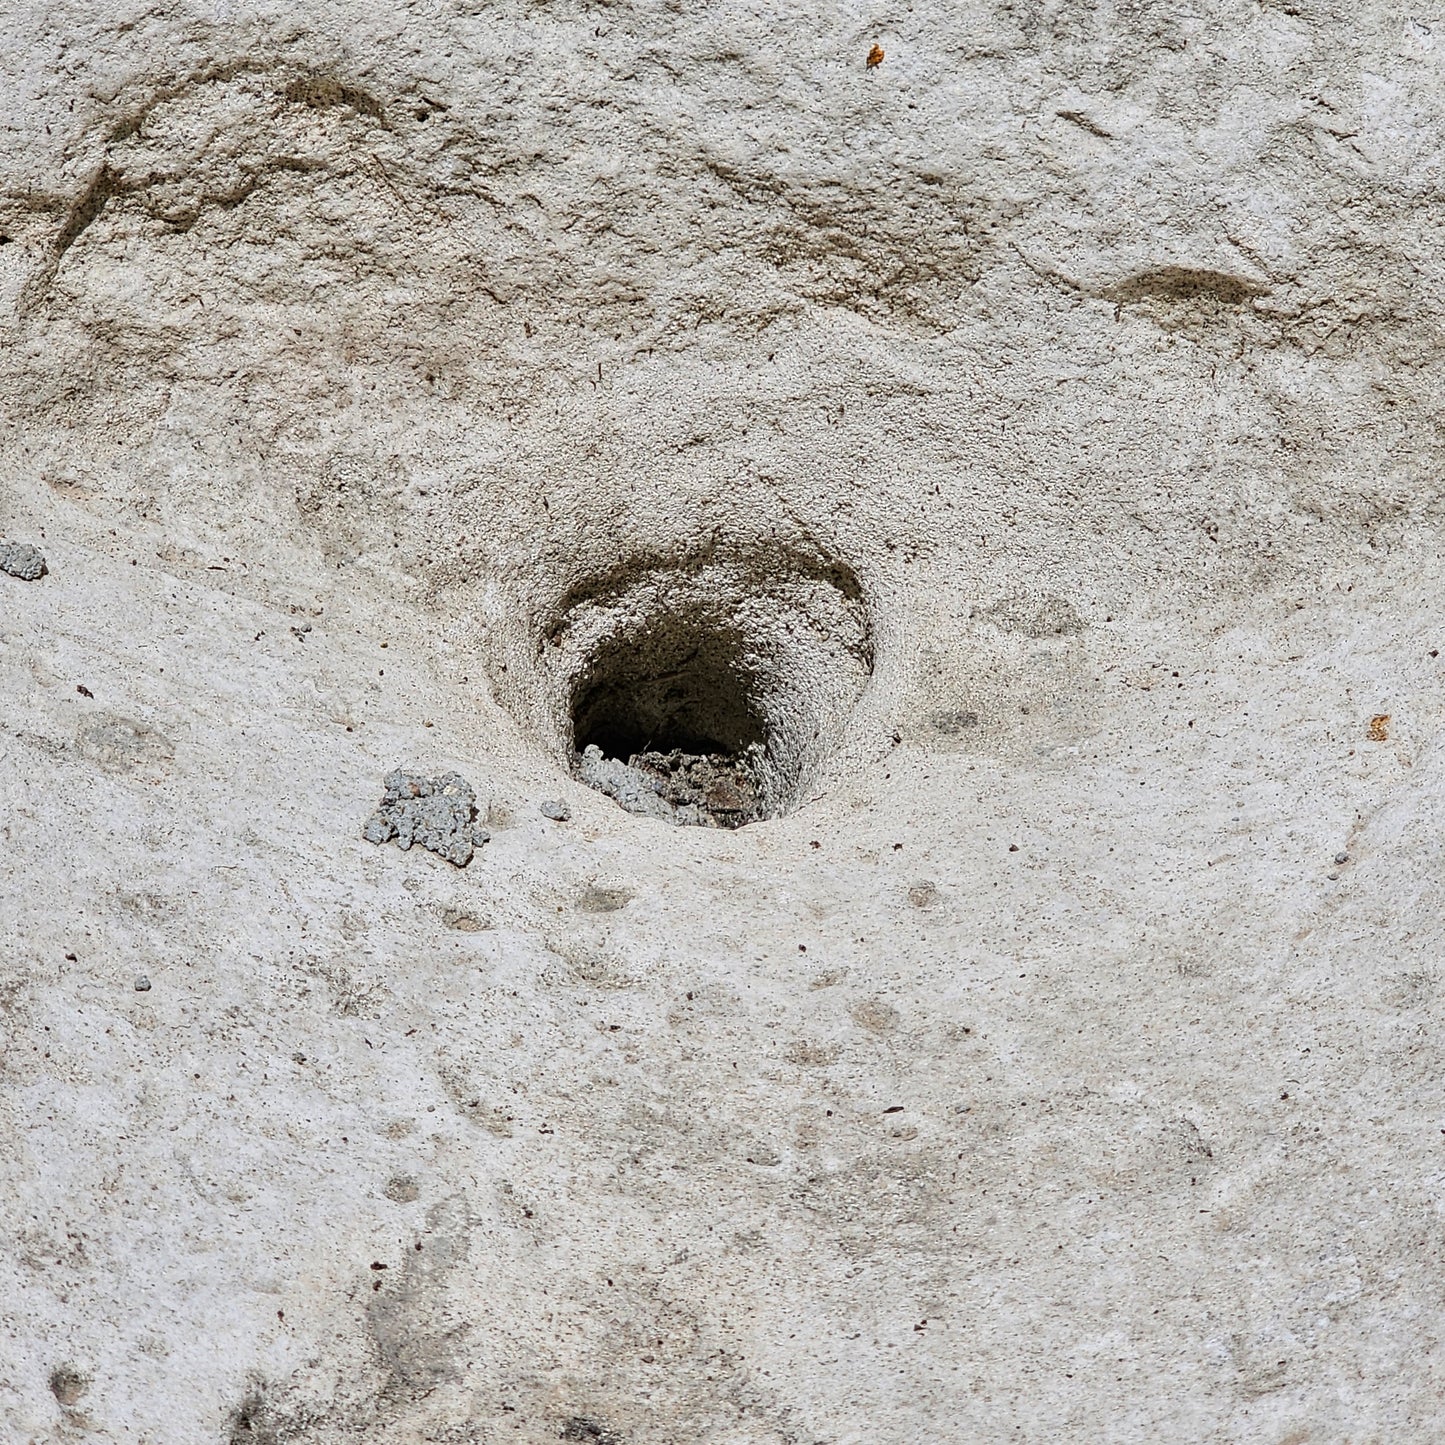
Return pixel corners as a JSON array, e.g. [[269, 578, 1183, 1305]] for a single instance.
[[522, 548, 873, 827]]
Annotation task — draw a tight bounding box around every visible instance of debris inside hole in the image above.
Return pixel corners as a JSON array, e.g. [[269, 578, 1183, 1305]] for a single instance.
[[579, 743, 763, 828], [527, 547, 873, 828], [570, 616, 769, 827]]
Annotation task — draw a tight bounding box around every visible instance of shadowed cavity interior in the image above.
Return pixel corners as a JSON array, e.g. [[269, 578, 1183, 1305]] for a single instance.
[[569, 615, 765, 760], [501, 551, 873, 829]]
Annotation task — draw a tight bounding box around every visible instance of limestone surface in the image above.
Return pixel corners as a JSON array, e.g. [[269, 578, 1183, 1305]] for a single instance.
[[1, 2, 1444, 1443]]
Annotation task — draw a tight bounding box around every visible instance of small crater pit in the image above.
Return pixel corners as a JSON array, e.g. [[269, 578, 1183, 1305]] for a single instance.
[[572, 611, 768, 827], [516, 546, 872, 828], [49, 1366, 89, 1407]]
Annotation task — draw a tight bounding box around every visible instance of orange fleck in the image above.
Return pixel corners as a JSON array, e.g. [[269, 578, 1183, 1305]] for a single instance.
[[1367, 713, 1390, 742], [866, 43, 885, 68]]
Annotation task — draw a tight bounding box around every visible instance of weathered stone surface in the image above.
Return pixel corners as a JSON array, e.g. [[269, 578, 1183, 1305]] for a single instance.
[[1, 3, 1443, 1442]]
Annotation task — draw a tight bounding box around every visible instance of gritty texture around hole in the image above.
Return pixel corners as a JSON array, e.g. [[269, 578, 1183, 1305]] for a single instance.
[[521, 547, 872, 829]]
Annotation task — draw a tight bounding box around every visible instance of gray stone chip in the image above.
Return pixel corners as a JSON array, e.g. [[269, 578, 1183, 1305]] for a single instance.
[[363, 769, 486, 867], [0, 541, 47, 581]]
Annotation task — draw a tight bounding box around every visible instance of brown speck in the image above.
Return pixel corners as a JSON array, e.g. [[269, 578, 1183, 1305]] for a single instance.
[[785, 1040, 841, 1066], [442, 909, 488, 932], [1367, 713, 1390, 742], [851, 998, 900, 1033], [866, 43, 885, 68], [384, 1175, 420, 1203], [50, 1367, 88, 1407]]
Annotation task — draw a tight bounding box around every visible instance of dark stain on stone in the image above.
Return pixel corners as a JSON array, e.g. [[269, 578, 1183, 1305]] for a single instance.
[[1109, 266, 1266, 306], [561, 1418, 624, 1444], [49, 1365, 89, 1407], [227, 1389, 279, 1445]]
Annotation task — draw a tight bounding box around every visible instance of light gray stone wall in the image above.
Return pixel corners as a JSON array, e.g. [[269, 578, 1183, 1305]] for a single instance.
[[1, 2, 1442, 1440]]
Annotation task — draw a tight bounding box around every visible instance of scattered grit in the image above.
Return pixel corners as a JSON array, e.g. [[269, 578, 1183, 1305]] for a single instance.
[[578, 743, 764, 828], [363, 769, 488, 866], [0, 541, 46, 580]]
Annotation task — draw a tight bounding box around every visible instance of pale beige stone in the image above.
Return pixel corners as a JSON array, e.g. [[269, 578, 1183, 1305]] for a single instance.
[[2, 2, 1443, 1441]]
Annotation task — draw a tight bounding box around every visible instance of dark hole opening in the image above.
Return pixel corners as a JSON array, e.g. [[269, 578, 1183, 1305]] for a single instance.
[[569, 617, 770, 828], [572, 626, 763, 758]]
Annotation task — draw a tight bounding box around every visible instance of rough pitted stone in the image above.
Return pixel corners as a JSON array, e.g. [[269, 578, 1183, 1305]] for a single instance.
[[1, 3, 1442, 1443], [0, 541, 46, 580], [363, 769, 482, 867]]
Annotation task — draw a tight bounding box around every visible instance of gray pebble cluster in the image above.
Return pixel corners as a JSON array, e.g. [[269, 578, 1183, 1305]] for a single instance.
[[0, 541, 47, 581], [363, 769, 488, 867]]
